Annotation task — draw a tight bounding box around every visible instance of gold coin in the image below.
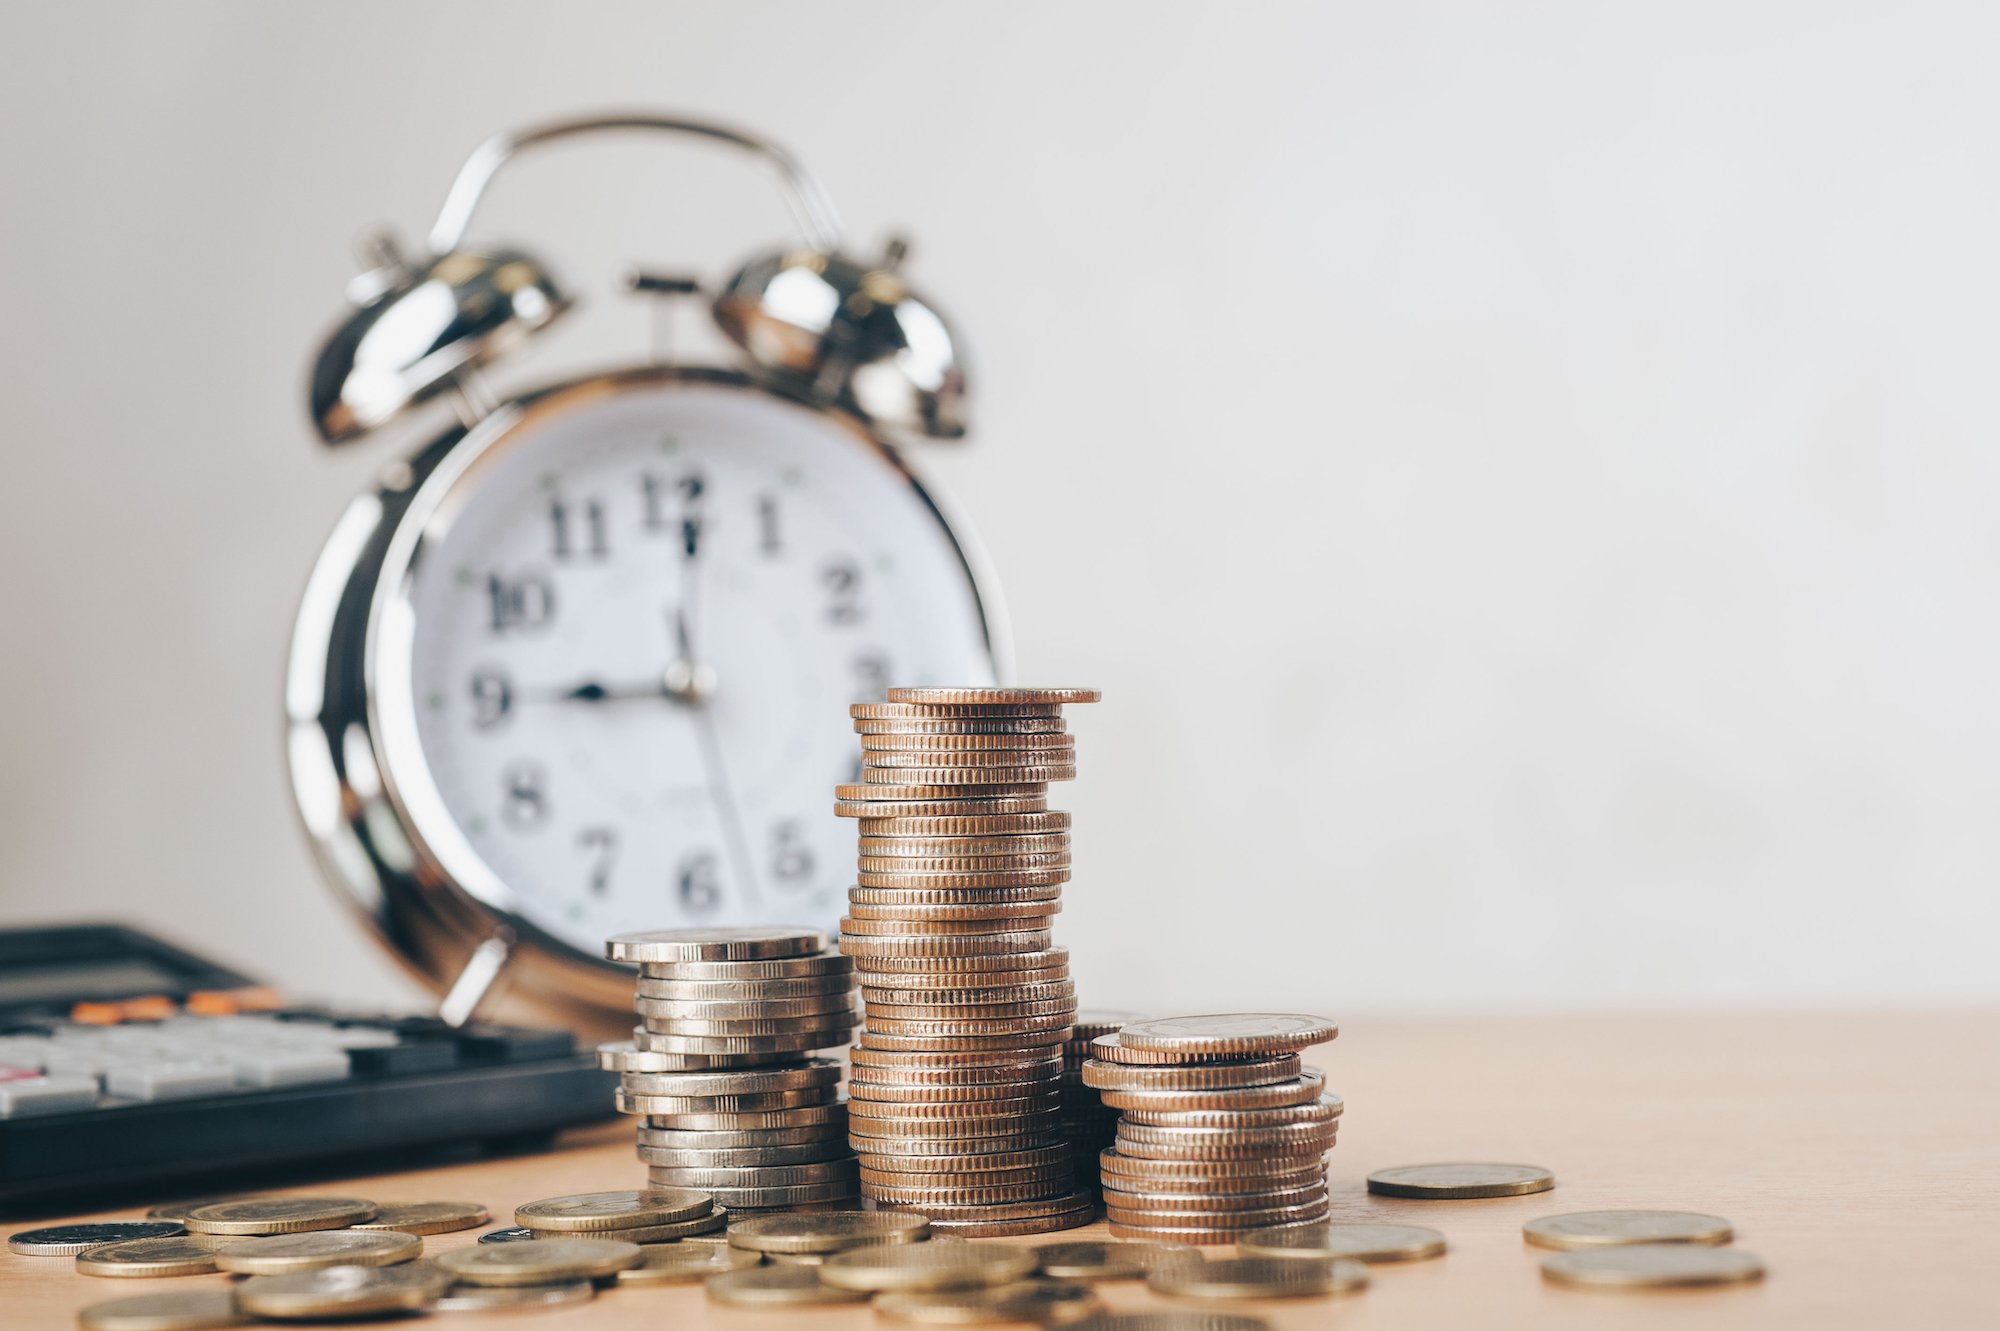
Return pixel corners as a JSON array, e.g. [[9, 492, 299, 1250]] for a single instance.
[[435, 1237, 642, 1286], [837, 795, 1051, 818], [870, 1192, 1092, 1224], [528, 1209, 728, 1242], [1523, 1210, 1734, 1251], [144, 1197, 266, 1222], [632, 1012, 859, 1037], [1104, 1073, 1327, 1115], [233, 1261, 451, 1318], [606, 927, 825, 962], [863, 980, 1075, 1006], [75, 1288, 247, 1330], [856, 869, 1070, 890], [1033, 1240, 1202, 1281], [705, 1263, 871, 1305], [1105, 1184, 1328, 1216], [857, 858, 1070, 878], [434, 1281, 596, 1311], [351, 1201, 490, 1235], [1101, 1170, 1327, 1199], [862, 732, 1077, 751], [851, 902, 1065, 925], [854, 701, 1066, 718], [864, 1013, 1074, 1038], [853, 1143, 1067, 1171], [514, 1189, 714, 1230], [1105, 1200, 1331, 1232], [859, 813, 1071, 836], [858, 1030, 1072, 1054], [855, 717, 1068, 735], [1541, 1244, 1767, 1289], [842, 912, 1061, 935], [1098, 1148, 1324, 1180], [1367, 1162, 1554, 1199], [615, 1242, 763, 1283], [820, 1240, 1038, 1291], [859, 833, 1072, 856], [837, 782, 1051, 802], [1239, 1221, 1447, 1263], [1082, 1055, 1301, 1092], [842, 929, 1054, 958], [862, 764, 1078, 785], [1116, 1015, 1338, 1057], [884, 687, 1101, 705], [925, 1209, 1096, 1238], [1147, 1255, 1367, 1299], [874, 1279, 1102, 1324], [864, 746, 1077, 767], [182, 1197, 377, 1235], [1115, 1122, 1337, 1158], [211, 1229, 421, 1275], [728, 1210, 932, 1254], [74, 1236, 236, 1278]]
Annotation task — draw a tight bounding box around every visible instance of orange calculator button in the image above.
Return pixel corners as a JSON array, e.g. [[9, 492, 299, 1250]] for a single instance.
[[118, 996, 176, 1022], [227, 986, 284, 1012], [70, 1002, 122, 1025], [185, 991, 237, 1015]]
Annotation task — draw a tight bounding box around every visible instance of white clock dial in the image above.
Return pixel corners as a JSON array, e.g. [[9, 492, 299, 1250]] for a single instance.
[[369, 377, 996, 955]]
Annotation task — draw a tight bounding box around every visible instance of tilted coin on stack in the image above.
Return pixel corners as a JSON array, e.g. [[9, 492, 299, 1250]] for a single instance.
[[514, 1189, 727, 1246], [602, 927, 859, 1211], [1086, 1013, 1340, 1244], [835, 686, 1102, 1235]]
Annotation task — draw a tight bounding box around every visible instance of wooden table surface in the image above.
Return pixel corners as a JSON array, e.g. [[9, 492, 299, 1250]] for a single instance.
[[5, 1011, 1994, 1329]]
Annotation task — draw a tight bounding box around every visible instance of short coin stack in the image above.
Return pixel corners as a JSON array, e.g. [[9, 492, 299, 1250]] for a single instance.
[[1061, 1011, 1142, 1201], [602, 927, 859, 1212], [833, 685, 1101, 1236], [1085, 1013, 1341, 1244]]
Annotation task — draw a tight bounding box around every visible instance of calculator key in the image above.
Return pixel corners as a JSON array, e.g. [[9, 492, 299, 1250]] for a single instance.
[[457, 1025, 574, 1064], [231, 1050, 352, 1087], [0, 1073, 100, 1117], [117, 996, 178, 1022], [323, 1026, 403, 1050], [69, 1002, 123, 1026], [347, 1040, 459, 1077], [105, 1062, 237, 1101]]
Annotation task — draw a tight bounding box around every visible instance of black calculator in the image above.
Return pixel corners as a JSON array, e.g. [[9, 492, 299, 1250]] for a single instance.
[[0, 924, 615, 1209]]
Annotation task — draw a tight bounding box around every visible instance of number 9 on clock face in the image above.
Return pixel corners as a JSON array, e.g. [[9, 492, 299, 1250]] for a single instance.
[[350, 372, 1000, 959]]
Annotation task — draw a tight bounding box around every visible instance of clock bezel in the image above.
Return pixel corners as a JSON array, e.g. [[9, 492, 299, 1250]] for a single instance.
[[285, 364, 1007, 1028]]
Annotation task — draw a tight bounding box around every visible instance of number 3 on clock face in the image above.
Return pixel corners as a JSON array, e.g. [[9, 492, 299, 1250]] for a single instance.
[[362, 372, 1001, 960]]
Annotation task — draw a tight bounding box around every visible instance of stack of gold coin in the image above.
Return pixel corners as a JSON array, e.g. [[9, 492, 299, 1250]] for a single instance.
[[1085, 1013, 1341, 1244], [833, 686, 1101, 1236], [1061, 1011, 1144, 1201], [602, 927, 859, 1211]]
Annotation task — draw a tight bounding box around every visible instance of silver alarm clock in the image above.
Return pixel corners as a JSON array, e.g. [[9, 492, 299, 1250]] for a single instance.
[[286, 114, 1005, 1028]]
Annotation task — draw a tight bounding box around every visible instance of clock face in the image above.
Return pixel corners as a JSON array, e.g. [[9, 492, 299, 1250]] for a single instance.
[[368, 375, 997, 956]]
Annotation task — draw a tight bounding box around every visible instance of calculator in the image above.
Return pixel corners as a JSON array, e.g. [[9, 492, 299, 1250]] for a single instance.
[[0, 924, 615, 1209]]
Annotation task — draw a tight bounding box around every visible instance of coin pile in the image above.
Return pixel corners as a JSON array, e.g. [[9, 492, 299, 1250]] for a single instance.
[[833, 685, 1101, 1236], [602, 927, 859, 1211], [1061, 1011, 1141, 1200], [1085, 1013, 1341, 1244]]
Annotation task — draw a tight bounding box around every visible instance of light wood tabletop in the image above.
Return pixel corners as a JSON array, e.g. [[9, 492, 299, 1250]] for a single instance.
[[5, 1011, 1994, 1329]]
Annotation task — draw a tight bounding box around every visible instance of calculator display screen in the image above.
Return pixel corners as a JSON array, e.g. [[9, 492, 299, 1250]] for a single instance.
[[0, 958, 190, 1007]]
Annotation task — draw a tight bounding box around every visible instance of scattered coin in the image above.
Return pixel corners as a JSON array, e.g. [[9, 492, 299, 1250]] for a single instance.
[[1032, 1241, 1202, 1280], [1116, 1015, 1337, 1057], [435, 1237, 643, 1286], [75, 1236, 239, 1278], [1238, 1221, 1447, 1262], [1523, 1209, 1734, 1250], [351, 1201, 490, 1235], [820, 1241, 1039, 1291], [144, 1197, 262, 1223], [607, 926, 826, 962], [1367, 1162, 1555, 1199], [182, 1197, 377, 1235], [1541, 1243, 1767, 1289], [234, 1261, 452, 1319], [728, 1210, 931, 1253], [434, 1280, 596, 1311], [8, 1221, 185, 1256], [75, 1288, 248, 1331], [211, 1228, 422, 1275], [1147, 1255, 1368, 1299], [875, 1279, 1104, 1324], [477, 1227, 535, 1244], [1065, 1316, 1273, 1331], [615, 1241, 764, 1283], [705, 1263, 872, 1306], [514, 1188, 713, 1230]]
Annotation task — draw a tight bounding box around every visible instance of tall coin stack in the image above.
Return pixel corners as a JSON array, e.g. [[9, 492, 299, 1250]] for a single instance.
[[601, 927, 859, 1213], [1084, 1014, 1342, 1244], [1061, 1011, 1142, 1201], [833, 685, 1101, 1236]]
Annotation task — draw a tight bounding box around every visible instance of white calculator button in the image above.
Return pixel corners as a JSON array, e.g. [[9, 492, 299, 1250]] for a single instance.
[[105, 1062, 239, 1101], [232, 1051, 352, 1087], [0, 1073, 100, 1117]]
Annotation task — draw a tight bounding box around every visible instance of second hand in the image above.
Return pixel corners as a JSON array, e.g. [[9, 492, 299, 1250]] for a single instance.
[[676, 516, 762, 910]]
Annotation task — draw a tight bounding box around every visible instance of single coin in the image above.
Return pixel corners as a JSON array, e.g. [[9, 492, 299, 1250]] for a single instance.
[[638, 1123, 849, 1149], [1098, 1148, 1325, 1180], [1148, 1256, 1367, 1299], [1114, 1123, 1336, 1159], [858, 812, 1071, 835], [637, 953, 853, 980], [1367, 1162, 1555, 1199], [434, 1237, 642, 1286], [637, 1160, 857, 1189], [642, 1101, 848, 1131], [9, 1222, 185, 1256], [1118, 1095, 1341, 1131], [854, 717, 1068, 735], [1116, 1015, 1338, 1057], [1082, 1056, 1301, 1093], [608, 926, 825, 962], [75, 1236, 238, 1278], [616, 1241, 763, 1283], [183, 1197, 376, 1235], [435, 1279, 596, 1311], [144, 1197, 264, 1222], [1541, 1244, 1767, 1289], [669, 1182, 860, 1209], [837, 783, 1051, 802], [842, 930, 1054, 958], [211, 1229, 422, 1275], [233, 1260, 451, 1319], [837, 796, 1051, 818], [864, 746, 1076, 768], [862, 732, 1078, 751], [1105, 1184, 1328, 1216], [1523, 1210, 1734, 1251], [636, 973, 854, 999], [856, 856, 1070, 876], [633, 995, 857, 1022], [821, 1240, 1038, 1291], [729, 1210, 932, 1253], [638, 1141, 853, 1168], [1033, 1240, 1202, 1280], [477, 1227, 535, 1244], [862, 764, 1078, 785], [1058, 1318, 1271, 1331], [852, 902, 1066, 926], [529, 1209, 728, 1242], [76, 1289, 248, 1330], [618, 1059, 844, 1095], [869, 1191, 1093, 1224], [853, 701, 1065, 719], [1102, 1071, 1326, 1114], [631, 1028, 855, 1055], [706, 1262, 871, 1305], [351, 1201, 490, 1235], [850, 945, 1069, 975], [925, 1209, 1096, 1238], [885, 687, 1101, 705], [1107, 1200, 1332, 1233], [515, 1189, 713, 1230], [598, 1041, 800, 1073], [874, 1279, 1102, 1324], [1238, 1221, 1445, 1263]]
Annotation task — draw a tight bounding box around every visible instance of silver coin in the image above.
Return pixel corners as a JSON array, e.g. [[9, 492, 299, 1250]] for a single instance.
[[607, 927, 826, 962], [476, 1227, 536, 1244], [435, 1279, 596, 1311], [9, 1222, 185, 1256], [637, 1141, 855, 1168]]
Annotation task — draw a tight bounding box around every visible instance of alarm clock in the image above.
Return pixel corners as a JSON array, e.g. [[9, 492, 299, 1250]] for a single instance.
[[285, 114, 1005, 1029]]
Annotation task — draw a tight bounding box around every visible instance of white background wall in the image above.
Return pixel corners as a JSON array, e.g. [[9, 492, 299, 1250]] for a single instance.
[[2, 2, 1994, 1016]]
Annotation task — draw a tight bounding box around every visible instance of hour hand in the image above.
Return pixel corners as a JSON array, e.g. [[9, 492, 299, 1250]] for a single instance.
[[530, 679, 667, 704]]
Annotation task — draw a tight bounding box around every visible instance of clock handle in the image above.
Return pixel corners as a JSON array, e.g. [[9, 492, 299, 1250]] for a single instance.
[[425, 112, 844, 256]]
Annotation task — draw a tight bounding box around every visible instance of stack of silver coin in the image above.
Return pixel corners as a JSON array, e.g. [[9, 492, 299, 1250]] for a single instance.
[[1060, 1011, 1142, 1201], [1084, 1013, 1342, 1244], [833, 686, 1101, 1237], [601, 927, 859, 1213]]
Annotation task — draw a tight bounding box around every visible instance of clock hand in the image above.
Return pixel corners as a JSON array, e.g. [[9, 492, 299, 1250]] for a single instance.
[[521, 679, 669, 704], [673, 511, 762, 908]]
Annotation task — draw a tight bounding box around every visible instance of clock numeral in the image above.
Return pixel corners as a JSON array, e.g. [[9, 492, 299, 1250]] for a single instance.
[[642, 470, 706, 532], [852, 653, 891, 702], [758, 493, 782, 557], [678, 851, 721, 914], [486, 572, 556, 634], [770, 820, 814, 887], [469, 667, 513, 728], [549, 498, 609, 561], [822, 559, 864, 625], [577, 826, 619, 896], [500, 761, 548, 832]]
